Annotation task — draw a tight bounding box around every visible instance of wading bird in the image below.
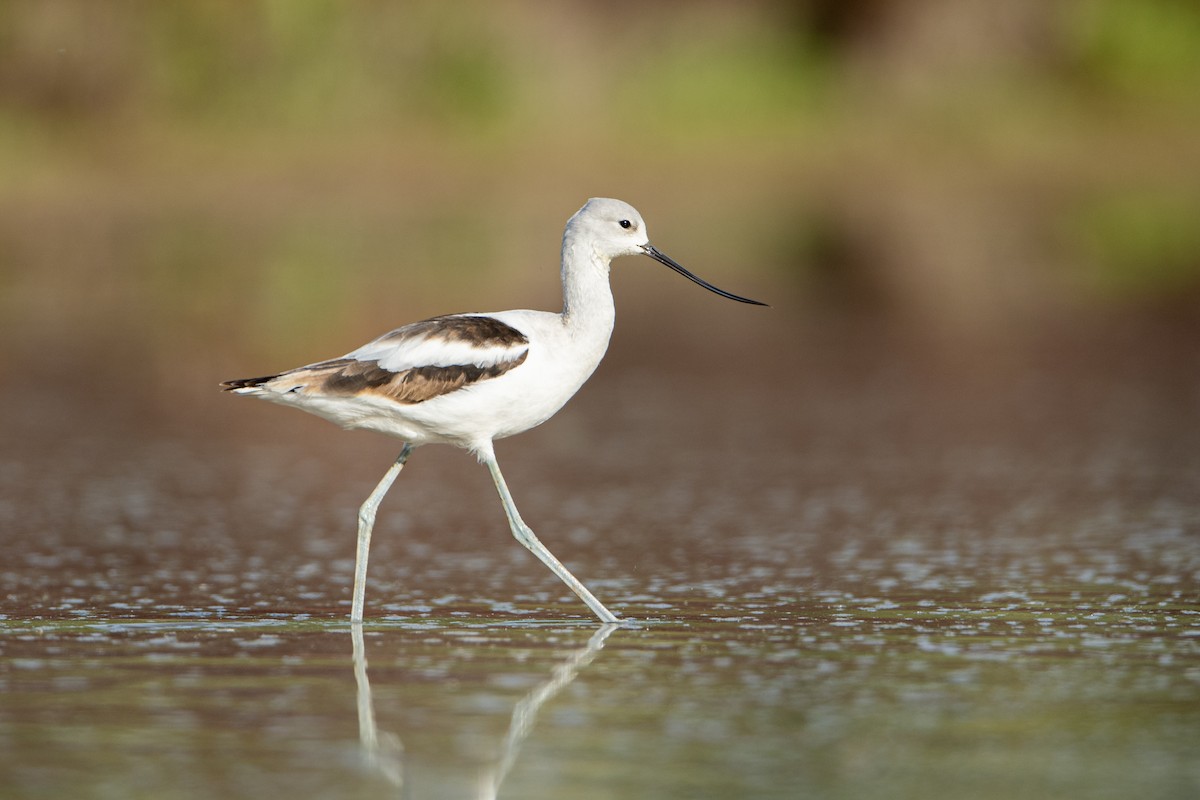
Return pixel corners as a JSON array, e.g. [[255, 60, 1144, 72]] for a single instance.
[[223, 198, 765, 623]]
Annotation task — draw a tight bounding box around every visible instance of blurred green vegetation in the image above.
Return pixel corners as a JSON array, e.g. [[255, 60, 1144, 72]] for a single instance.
[[1070, 192, 1200, 298], [0, 0, 1197, 373], [1, 1, 1193, 135], [1068, 0, 1200, 100]]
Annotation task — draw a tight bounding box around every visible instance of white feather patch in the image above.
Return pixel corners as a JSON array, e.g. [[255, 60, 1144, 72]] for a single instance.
[[344, 315, 529, 373]]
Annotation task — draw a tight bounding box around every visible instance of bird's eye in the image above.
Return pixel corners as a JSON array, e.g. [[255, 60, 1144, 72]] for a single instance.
[[618, 219, 632, 229]]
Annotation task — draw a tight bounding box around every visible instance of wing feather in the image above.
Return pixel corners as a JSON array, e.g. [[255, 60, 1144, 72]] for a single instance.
[[349, 314, 529, 372], [224, 314, 531, 405]]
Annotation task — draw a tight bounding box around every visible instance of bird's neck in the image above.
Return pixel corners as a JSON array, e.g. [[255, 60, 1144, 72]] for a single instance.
[[560, 240, 616, 339]]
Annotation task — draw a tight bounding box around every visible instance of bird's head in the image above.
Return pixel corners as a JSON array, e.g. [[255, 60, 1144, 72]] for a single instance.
[[566, 197, 767, 306]]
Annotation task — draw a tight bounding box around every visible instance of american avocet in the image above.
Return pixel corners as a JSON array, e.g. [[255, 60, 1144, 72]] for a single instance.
[[223, 198, 765, 623]]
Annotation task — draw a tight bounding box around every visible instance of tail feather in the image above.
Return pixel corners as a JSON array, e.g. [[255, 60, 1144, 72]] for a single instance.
[[221, 375, 278, 393]]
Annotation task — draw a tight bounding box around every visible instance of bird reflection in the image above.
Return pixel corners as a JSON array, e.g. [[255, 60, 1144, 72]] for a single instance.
[[480, 624, 618, 799], [350, 623, 619, 797], [352, 624, 405, 790]]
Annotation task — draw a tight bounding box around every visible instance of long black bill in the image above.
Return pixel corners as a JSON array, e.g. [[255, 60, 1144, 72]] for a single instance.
[[642, 245, 768, 306]]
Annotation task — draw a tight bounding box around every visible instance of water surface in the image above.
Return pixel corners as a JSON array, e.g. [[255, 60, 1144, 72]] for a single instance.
[[2, 313, 1198, 798]]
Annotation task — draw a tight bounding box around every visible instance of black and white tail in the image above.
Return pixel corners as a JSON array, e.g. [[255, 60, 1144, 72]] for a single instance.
[[220, 375, 277, 394]]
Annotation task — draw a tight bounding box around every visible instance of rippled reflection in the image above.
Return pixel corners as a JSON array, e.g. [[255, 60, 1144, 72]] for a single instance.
[[483, 624, 618, 798], [350, 623, 619, 798], [353, 624, 405, 790]]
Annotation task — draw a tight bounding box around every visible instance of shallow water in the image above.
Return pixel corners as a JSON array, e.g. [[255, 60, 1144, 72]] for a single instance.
[[2, 313, 1198, 798]]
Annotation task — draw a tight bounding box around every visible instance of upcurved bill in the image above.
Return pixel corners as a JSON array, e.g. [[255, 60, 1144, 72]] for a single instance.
[[642, 245, 768, 306]]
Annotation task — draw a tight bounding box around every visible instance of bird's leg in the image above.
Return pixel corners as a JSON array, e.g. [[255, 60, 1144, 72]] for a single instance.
[[483, 454, 618, 623], [352, 444, 413, 623]]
